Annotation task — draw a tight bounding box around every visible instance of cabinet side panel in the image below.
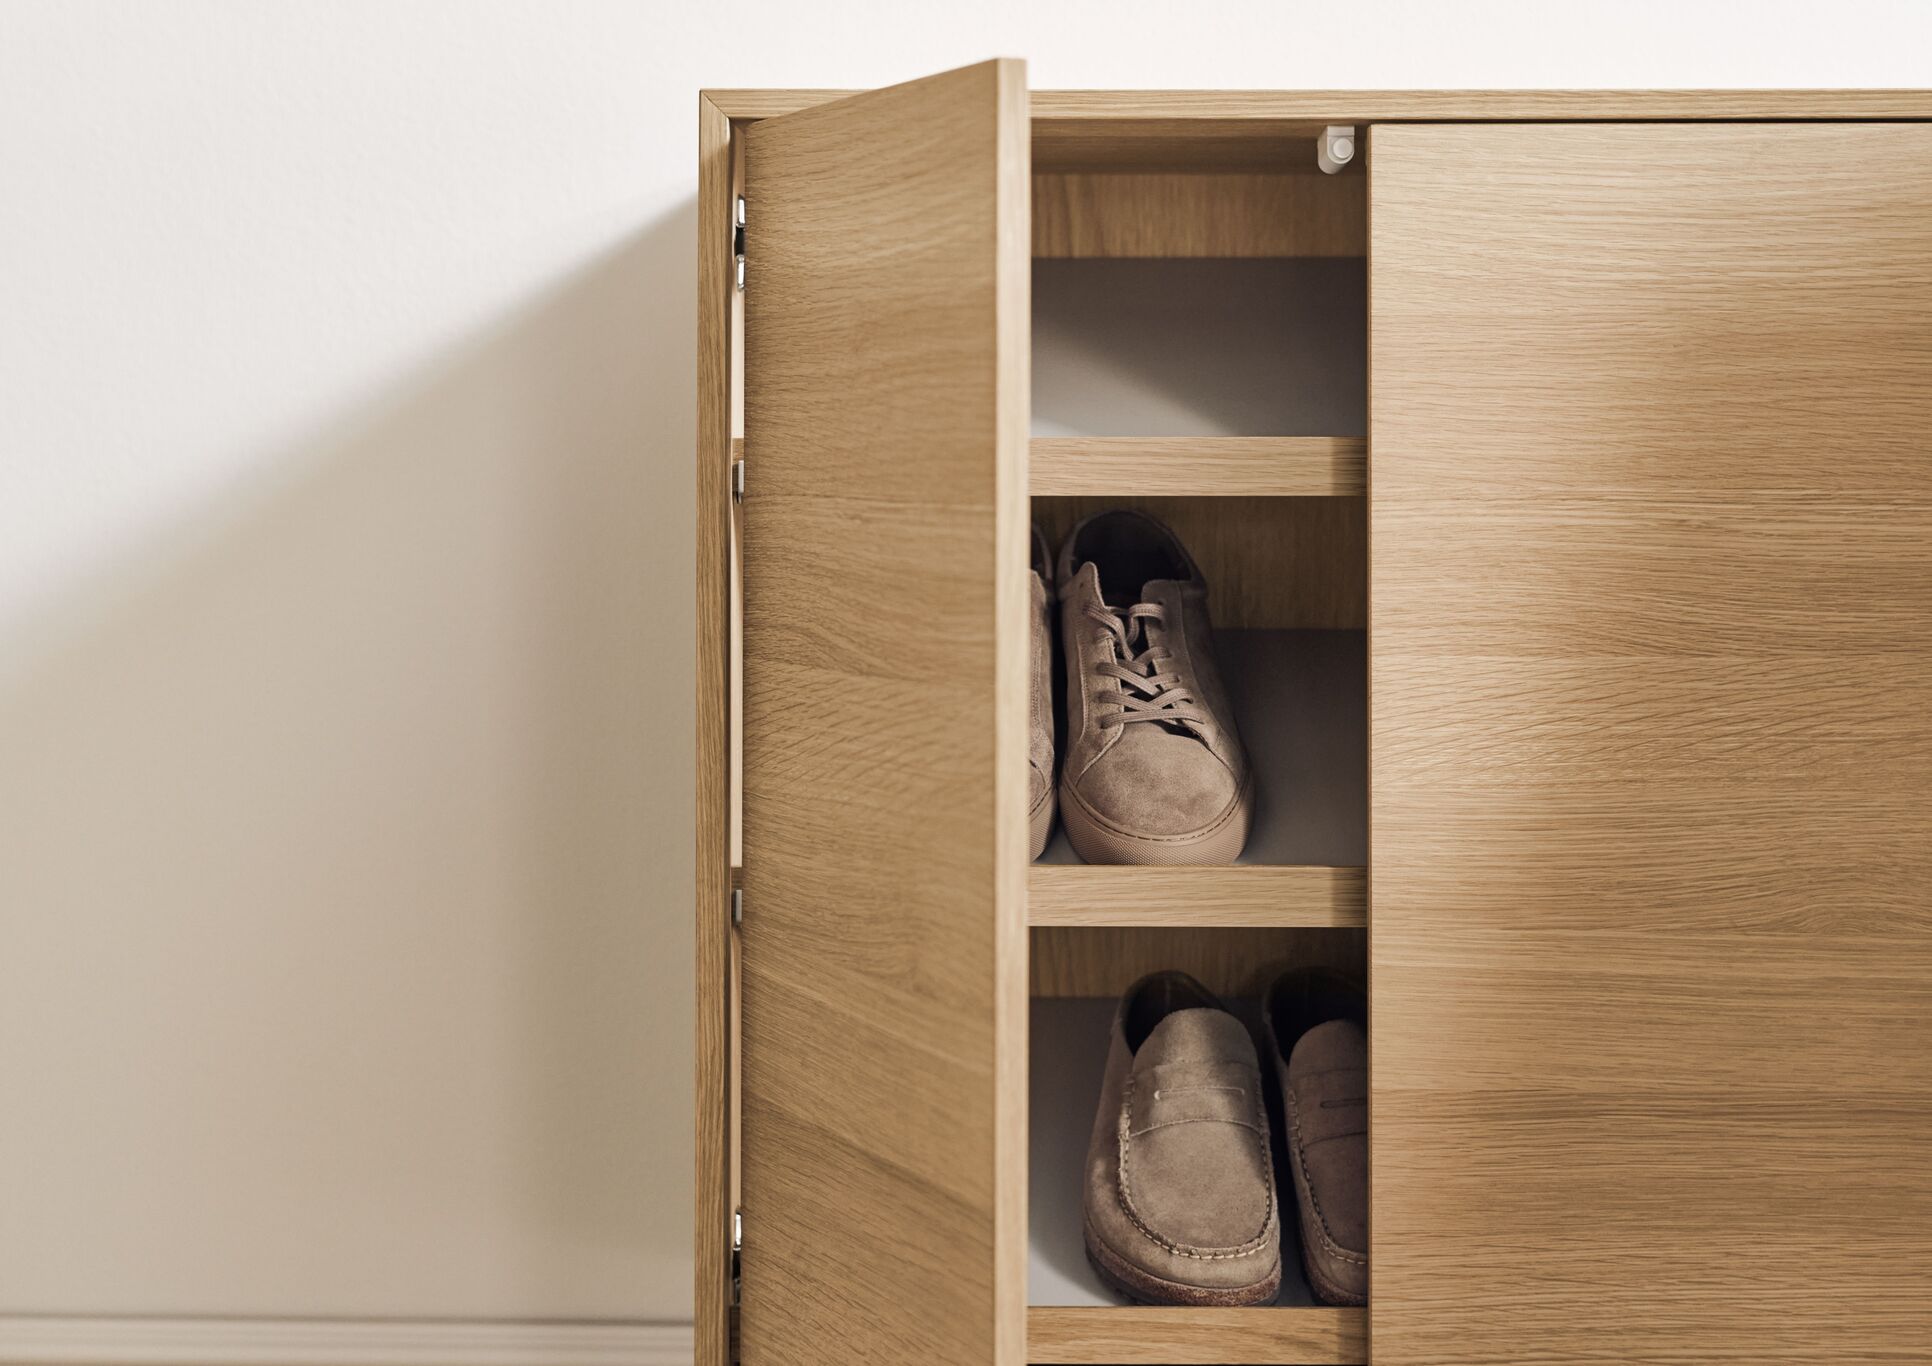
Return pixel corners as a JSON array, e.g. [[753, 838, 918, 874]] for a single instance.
[[1370, 123, 1932, 1364], [694, 92, 733, 1366], [992, 58, 1030, 1366]]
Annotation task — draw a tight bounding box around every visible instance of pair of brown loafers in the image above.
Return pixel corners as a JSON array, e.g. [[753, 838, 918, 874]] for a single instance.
[[1029, 512, 1252, 864], [1081, 970, 1368, 1307]]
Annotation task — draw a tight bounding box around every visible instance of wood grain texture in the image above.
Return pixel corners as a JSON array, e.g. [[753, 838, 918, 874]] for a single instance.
[[1030, 438, 1365, 497], [738, 61, 1028, 1366], [1028, 865, 1365, 928], [692, 91, 732, 1366], [1032, 120, 1340, 173], [991, 54, 1031, 1366], [1027, 1306, 1364, 1363], [1371, 123, 1932, 1364], [708, 91, 1932, 172], [1030, 927, 1364, 1000], [1032, 496, 1365, 630], [1032, 172, 1364, 256], [707, 88, 1932, 121]]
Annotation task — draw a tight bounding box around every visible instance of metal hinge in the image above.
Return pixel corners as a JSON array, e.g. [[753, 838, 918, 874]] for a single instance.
[[730, 886, 743, 925], [733, 196, 747, 291], [730, 1208, 743, 1299], [730, 458, 745, 503]]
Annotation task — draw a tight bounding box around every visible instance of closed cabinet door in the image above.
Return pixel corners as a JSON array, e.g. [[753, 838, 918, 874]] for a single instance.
[[736, 60, 1031, 1366], [1369, 124, 1932, 1362]]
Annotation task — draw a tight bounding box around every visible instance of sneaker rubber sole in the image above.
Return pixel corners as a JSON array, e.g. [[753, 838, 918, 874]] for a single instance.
[[1059, 773, 1253, 865]]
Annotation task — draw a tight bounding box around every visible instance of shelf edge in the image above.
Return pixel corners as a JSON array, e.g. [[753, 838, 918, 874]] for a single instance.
[[1030, 436, 1366, 497], [1027, 1305, 1366, 1365], [1028, 864, 1366, 928]]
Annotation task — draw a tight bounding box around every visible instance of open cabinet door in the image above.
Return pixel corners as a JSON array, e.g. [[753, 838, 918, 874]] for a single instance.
[[737, 61, 1029, 1366], [1370, 125, 1932, 1362]]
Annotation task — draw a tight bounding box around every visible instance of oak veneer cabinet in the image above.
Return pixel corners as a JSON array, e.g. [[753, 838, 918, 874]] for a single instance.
[[696, 62, 1932, 1365]]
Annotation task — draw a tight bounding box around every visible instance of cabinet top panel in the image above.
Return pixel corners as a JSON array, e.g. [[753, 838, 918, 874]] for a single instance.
[[705, 87, 1932, 122], [706, 89, 1932, 171]]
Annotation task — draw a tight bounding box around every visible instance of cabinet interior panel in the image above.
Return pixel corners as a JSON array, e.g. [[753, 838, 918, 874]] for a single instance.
[[1029, 864, 1364, 928], [1031, 116, 1337, 173], [1034, 628, 1366, 866], [1034, 172, 1364, 258], [1033, 258, 1365, 438], [1030, 436, 1366, 497], [1032, 503, 1365, 631], [1027, 1306, 1365, 1364], [1030, 926, 1364, 1000]]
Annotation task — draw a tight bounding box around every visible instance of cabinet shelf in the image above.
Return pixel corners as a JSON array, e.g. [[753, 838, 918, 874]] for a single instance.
[[1031, 436, 1365, 497], [1029, 864, 1364, 927], [1028, 1305, 1365, 1364]]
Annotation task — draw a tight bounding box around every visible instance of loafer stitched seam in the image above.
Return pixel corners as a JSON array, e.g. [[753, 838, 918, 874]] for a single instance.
[[1114, 1072, 1278, 1261]]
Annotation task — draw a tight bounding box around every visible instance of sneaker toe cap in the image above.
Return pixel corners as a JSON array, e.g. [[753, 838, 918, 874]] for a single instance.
[[1078, 726, 1239, 836]]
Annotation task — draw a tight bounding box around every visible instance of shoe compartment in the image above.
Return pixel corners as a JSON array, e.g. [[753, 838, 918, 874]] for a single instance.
[[1027, 928, 1368, 1361], [1034, 258, 1365, 438], [1030, 496, 1365, 871], [1027, 135, 1366, 877], [1031, 146, 1365, 440], [1022, 126, 1371, 1366]]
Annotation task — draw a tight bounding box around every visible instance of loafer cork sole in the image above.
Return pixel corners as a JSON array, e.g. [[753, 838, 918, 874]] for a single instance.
[[1298, 1234, 1367, 1307], [1083, 1217, 1281, 1308], [1061, 773, 1253, 866]]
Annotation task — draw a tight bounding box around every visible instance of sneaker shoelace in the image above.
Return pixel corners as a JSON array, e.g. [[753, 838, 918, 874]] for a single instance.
[[1084, 600, 1210, 736]]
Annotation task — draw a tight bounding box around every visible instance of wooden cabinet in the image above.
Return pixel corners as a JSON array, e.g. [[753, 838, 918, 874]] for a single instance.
[[698, 65, 1932, 1365]]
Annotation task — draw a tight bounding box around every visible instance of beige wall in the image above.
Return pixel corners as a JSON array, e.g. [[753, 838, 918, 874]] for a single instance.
[[0, 242, 691, 1320], [0, 2, 699, 1333]]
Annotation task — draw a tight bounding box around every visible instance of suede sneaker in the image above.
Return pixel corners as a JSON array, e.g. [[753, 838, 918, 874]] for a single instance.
[[1056, 511, 1251, 864], [1028, 526, 1056, 859]]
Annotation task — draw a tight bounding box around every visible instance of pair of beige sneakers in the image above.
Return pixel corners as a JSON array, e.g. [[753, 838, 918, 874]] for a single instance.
[[1029, 511, 1252, 864]]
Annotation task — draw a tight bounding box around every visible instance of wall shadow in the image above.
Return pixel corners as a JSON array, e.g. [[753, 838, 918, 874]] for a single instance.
[[0, 201, 697, 1319]]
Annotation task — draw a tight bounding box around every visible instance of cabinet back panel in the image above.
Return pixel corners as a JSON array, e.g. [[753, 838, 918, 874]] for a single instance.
[[1030, 927, 1365, 1000], [1033, 496, 1365, 631], [1032, 116, 1337, 173], [1033, 172, 1364, 258], [1033, 258, 1365, 438]]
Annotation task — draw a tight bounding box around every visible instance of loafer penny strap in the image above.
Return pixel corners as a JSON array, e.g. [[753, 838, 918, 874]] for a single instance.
[[1127, 1060, 1265, 1137], [1289, 1065, 1368, 1146]]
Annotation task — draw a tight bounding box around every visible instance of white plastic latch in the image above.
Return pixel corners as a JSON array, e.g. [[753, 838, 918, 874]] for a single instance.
[[1316, 125, 1357, 175]]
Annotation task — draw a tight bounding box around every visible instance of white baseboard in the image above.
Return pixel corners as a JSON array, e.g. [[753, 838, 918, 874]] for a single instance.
[[0, 1317, 693, 1366]]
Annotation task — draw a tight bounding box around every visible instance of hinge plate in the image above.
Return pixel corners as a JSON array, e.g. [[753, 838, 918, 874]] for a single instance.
[[730, 458, 745, 503], [730, 1208, 743, 1303], [733, 196, 746, 291]]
